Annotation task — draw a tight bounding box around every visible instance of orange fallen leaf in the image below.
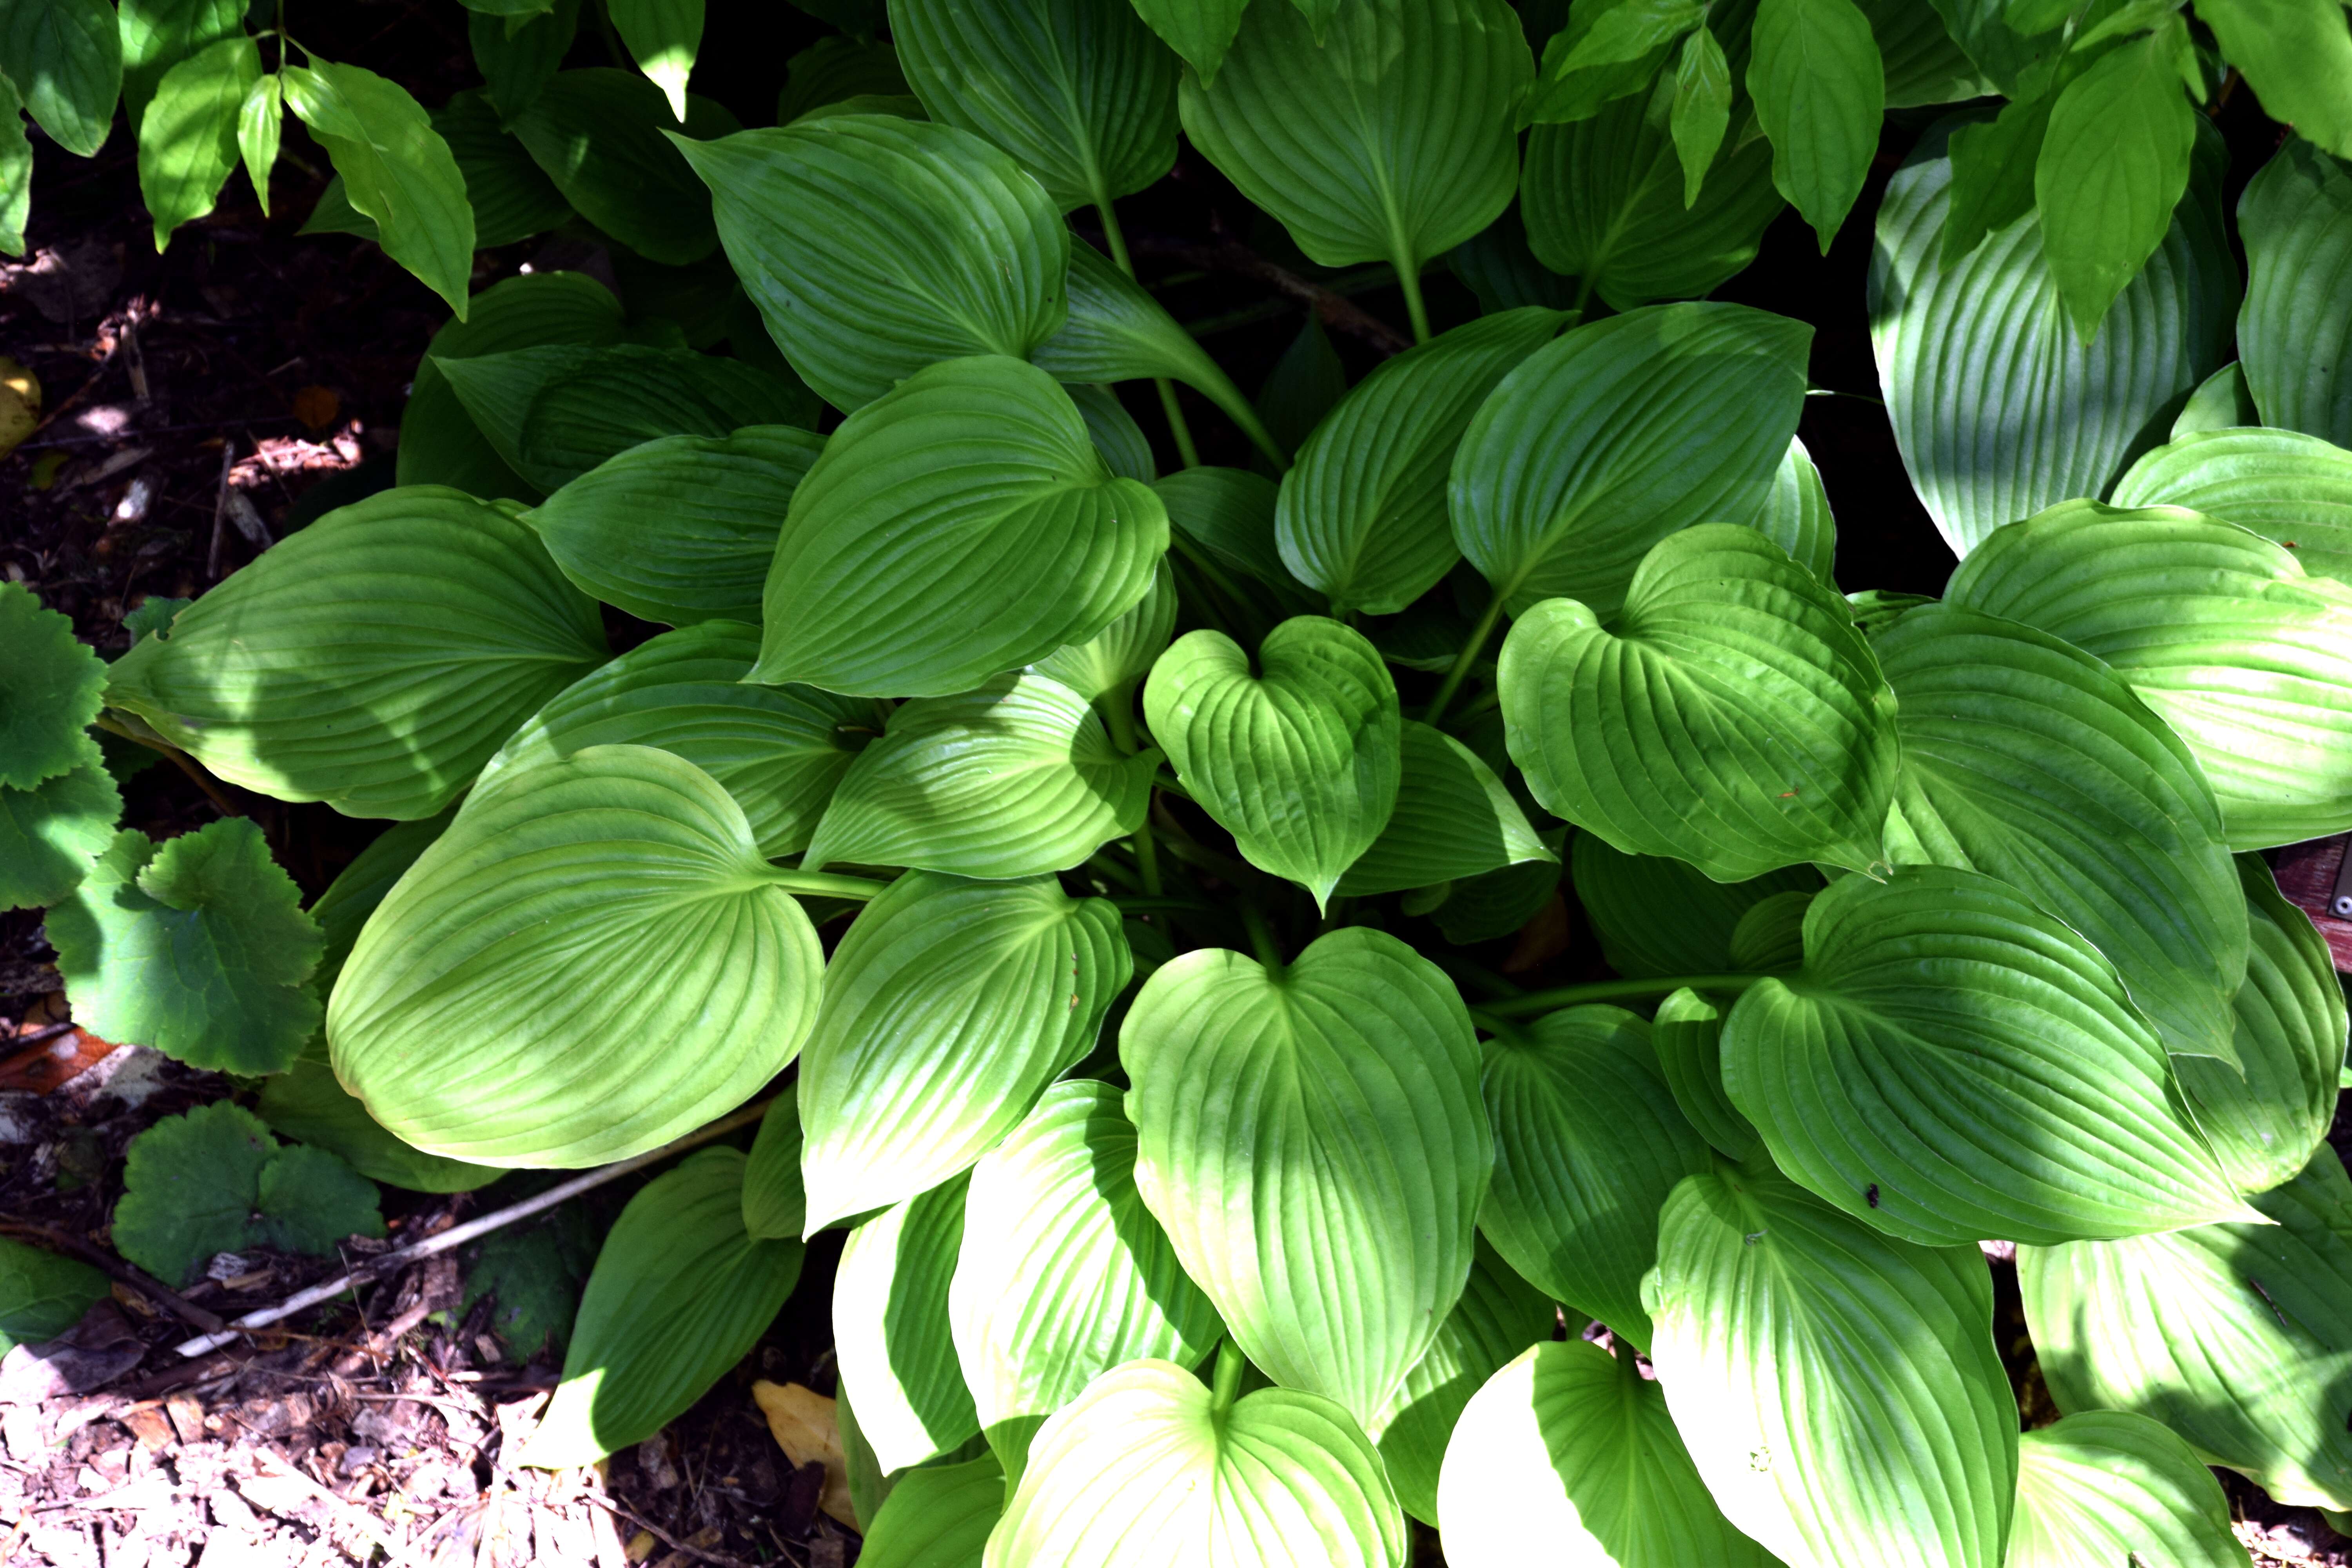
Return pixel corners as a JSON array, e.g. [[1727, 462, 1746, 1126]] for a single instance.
[[750, 1379, 855, 1528], [290, 383, 340, 433]]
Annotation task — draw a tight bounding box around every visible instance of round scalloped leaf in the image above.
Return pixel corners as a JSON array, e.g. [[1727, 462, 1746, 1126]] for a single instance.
[[1144, 616, 1400, 909], [1451, 303, 1813, 619], [0, 582, 107, 790], [483, 621, 878, 859], [1032, 556, 1175, 702], [799, 871, 1128, 1229], [983, 1359, 1406, 1568], [112, 1102, 384, 1286], [256, 1058, 501, 1194], [0, 1236, 109, 1354], [891, 0, 1177, 212], [49, 819, 323, 1075], [1946, 500, 2352, 849], [2008, 1411, 2243, 1568], [861, 1452, 1005, 1568], [1121, 927, 1490, 1425], [2238, 136, 2352, 449], [0, 734, 122, 912], [524, 1148, 805, 1468], [2111, 425, 2352, 585], [739, 1085, 806, 1242], [950, 1081, 1222, 1479], [1275, 309, 1565, 617], [804, 671, 1156, 877], [1646, 1160, 2017, 1568], [103, 486, 607, 821], [1499, 524, 1898, 880], [677, 116, 1069, 412], [1336, 720, 1552, 898], [2020, 1146, 2352, 1510], [1723, 864, 2257, 1246], [1478, 1005, 1710, 1348], [526, 425, 826, 626], [1569, 833, 1822, 980], [836, 1174, 981, 1473], [1436, 1339, 1771, 1566], [1875, 602, 2247, 1066], [329, 745, 824, 1168], [752, 355, 1167, 698]]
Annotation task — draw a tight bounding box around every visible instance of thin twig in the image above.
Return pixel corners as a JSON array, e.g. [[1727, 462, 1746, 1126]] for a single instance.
[[0, 1221, 226, 1333], [1128, 234, 1414, 355], [578, 1495, 757, 1568]]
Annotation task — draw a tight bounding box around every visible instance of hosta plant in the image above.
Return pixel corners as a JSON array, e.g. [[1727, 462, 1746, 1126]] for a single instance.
[[7, 0, 2352, 1564]]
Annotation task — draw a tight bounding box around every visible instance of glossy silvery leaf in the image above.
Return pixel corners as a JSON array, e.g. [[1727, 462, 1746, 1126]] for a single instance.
[[1722, 864, 2256, 1245], [609, 0, 701, 120], [481, 621, 878, 859], [1437, 1340, 1771, 1566], [740, 1085, 806, 1242], [0, 581, 106, 790], [2237, 137, 2352, 448], [330, 746, 824, 1167], [950, 1081, 1221, 1477], [1946, 501, 2352, 848], [510, 69, 724, 265], [281, 63, 475, 316], [1748, 0, 1884, 251], [1144, 616, 1401, 908], [798, 871, 1128, 1230], [524, 1149, 804, 1467], [1032, 556, 1175, 702], [678, 116, 1069, 412], [1651, 987, 1760, 1160], [1500, 524, 1898, 880], [1751, 435, 1838, 581], [835, 1175, 981, 1472], [136, 34, 259, 248], [0, 0, 120, 155], [804, 672, 1155, 878], [983, 1359, 1407, 1568], [1334, 720, 1551, 897], [1451, 304, 1812, 617], [2007, 1411, 2245, 1568], [2111, 427, 2352, 585], [754, 356, 1166, 698], [1477, 1005, 1710, 1347]]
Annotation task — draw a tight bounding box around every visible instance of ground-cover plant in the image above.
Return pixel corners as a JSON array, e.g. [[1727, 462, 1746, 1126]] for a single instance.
[[7, 0, 2352, 1563]]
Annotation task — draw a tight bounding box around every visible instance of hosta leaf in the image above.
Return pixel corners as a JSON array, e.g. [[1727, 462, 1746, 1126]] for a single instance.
[[137, 34, 260, 249], [1437, 1339, 1771, 1565], [2111, 427, 2352, 585], [1875, 602, 2246, 1065], [2174, 858, 2346, 1194], [0, 737, 122, 912], [1125, 0, 1244, 82], [468, 0, 578, 121], [1122, 927, 1491, 1424], [950, 1080, 1221, 1476], [1, 582, 106, 790], [1747, 0, 1884, 251], [112, 1103, 383, 1286], [1867, 118, 2236, 557], [805, 673, 1154, 878], [1569, 833, 1821, 979], [609, 0, 701, 120], [1721, 864, 2256, 1245], [1430, 855, 1566, 946], [1156, 466, 1317, 619], [1728, 889, 1811, 970], [256, 1057, 501, 1194], [799, 872, 1128, 1229], [2172, 361, 2259, 438], [776, 35, 908, 123], [2238, 138, 2352, 446], [1651, 987, 1759, 1160], [1646, 1159, 2017, 1568], [740, 1085, 805, 1241], [281, 63, 475, 317], [483, 622, 877, 860], [427, 91, 573, 248], [1499, 524, 1898, 880], [1945, 500, 2352, 848], [862, 1452, 1005, 1568], [1143, 617, 1401, 908], [0, 0, 120, 155], [1032, 557, 1175, 702], [50, 819, 323, 1075], [0, 1236, 108, 1354], [2020, 1146, 2352, 1510], [983, 1359, 1407, 1568], [104, 487, 606, 820], [1334, 719, 1551, 897], [2007, 1410, 2244, 1568], [524, 1148, 804, 1467], [305, 808, 453, 998], [1477, 1004, 1710, 1347], [1451, 304, 1812, 617], [510, 68, 722, 265], [1751, 436, 1837, 581], [1177, 0, 1531, 278], [753, 355, 1165, 698], [1072, 381, 1154, 481], [678, 116, 1069, 413], [1275, 308, 1565, 617], [891, 0, 1177, 212], [1860, 0, 1990, 106], [330, 746, 825, 1167], [836, 1175, 981, 1472]]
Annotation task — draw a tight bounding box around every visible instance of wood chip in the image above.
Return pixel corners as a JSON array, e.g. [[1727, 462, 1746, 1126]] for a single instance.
[[118, 1406, 174, 1452]]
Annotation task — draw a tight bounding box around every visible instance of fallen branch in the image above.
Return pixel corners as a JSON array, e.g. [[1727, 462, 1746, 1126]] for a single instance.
[[0, 1220, 225, 1334], [172, 1096, 779, 1359], [1127, 234, 1415, 355]]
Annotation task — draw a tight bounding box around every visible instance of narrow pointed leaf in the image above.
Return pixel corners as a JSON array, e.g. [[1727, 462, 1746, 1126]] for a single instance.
[[2111, 426, 2352, 585], [835, 1175, 980, 1472], [236, 72, 280, 214], [1, 76, 29, 255], [118, 0, 241, 133], [1748, 0, 1884, 250], [137, 34, 260, 248], [1651, 988, 1759, 1160], [1569, 833, 1823, 980], [609, 0, 700, 120], [1750, 435, 1837, 581], [1334, 720, 1551, 897], [2238, 136, 2352, 447], [2008, 1411, 2244, 1568], [281, 63, 475, 316], [2192, 0, 2352, 164], [2034, 32, 2197, 343], [0, 0, 120, 155], [510, 68, 722, 265], [1669, 27, 1731, 209]]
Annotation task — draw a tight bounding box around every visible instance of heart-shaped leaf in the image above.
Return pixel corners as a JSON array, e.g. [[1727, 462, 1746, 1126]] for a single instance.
[[1722, 864, 2257, 1245], [1452, 304, 1813, 618], [104, 486, 608, 821], [2111, 426, 2352, 585], [1122, 927, 1490, 1425], [740, 1087, 806, 1242], [677, 116, 1069, 412], [1335, 720, 1552, 897], [524, 1148, 804, 1467], [950, 1080, 1222, 1477], [483, 621, 880, 859], [1032, 557, 1176, 702], [836, 1174, 981, 1473], [2007, 1411, 2244, 1568], [1437, 1339, 1772, 1565], [2237, 135, 2352, 449], [1875, 602, 2247, 1065], [798, 871, 1129, 1229], [1945, 500, 2352, 848], [509, 67, 724, 265], [526, 425, 824, 625], [1569, 833, 1822, 980], [752, 355, 1167, 698], [803, 671, 1156, 877], [2021, 1146, 2352, 1510], [1144, 616, 1400, 908], [1479, 1004, 1711, 1347], [861, 1452, 1005, 1567], [983, 1358, 1407, 1568], [1500, 524, 1898, 880], [1751, 436, 1838, 581], [330, 746, 825, 1167]]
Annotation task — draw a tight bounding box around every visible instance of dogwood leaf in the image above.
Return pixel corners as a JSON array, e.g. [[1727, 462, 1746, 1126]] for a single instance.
[[281, 62, 474, 316]]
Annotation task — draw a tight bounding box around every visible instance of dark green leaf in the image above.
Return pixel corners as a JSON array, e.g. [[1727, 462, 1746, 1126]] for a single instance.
[[740, 1086, 804, 1243], [1, 580, 107, 790], [1858, 0, 1990, 106], [469, 0, 577, 122], [462, 1201, 597, 1364], [1569, 832, 1820, 978], [433, 89, 573, 247], [860, 1452, 1003, 1567], [1336, 720, 1551, 897], [2237, 136, 2352, 448], [609, 0, 701, 120], [281, 62, 475, 317], [1124, 0, 1245, 82], [1430, 853, 1564, 945], [0, 1237, 108, 1352], [1668, 25, 1730, 208], [1651, 987, 1759, 1160], [257, 1057, 501, 1193], [1748, 0, 1884, 250], [112, 1102, 383, 1285], [0, 0, 120, 155], [776, 36, 907, 123], [509, 68, 731, 265]]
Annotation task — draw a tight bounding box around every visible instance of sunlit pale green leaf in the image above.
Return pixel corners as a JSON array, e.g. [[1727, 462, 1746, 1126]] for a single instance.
[[1032, 557, 1175, 702], [1651, 987, 1759, 1160], [118, 0, 241, 132], [0, 0, 120, 155], [2193, 0, 2352, 163], [609, 0, 700, 120], [136, 33, 258, 248], [1, 76, 29, 254], [281, 62, 475, 316], [836, 1175, 981, 1472], [1335, 720, 1551, 897], [257, 1055, 499, 1194], [2112, 426, 2352, 585], [2236, 136, 2352, 448], [2007, 1410, 2245, 1568]]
